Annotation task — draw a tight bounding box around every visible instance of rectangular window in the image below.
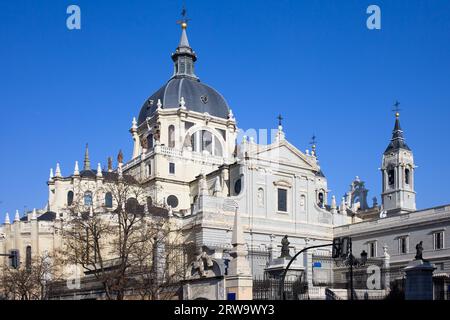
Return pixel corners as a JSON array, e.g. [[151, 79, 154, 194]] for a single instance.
[[368, 241, 377, 258], [399, 237, 408, 254], [277, 188, 287, 212], [434, 231, 444, 250], [169, 163, 175, 174]]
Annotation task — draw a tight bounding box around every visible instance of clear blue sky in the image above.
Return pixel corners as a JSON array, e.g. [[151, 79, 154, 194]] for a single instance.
[[1, 0, 449, 219]]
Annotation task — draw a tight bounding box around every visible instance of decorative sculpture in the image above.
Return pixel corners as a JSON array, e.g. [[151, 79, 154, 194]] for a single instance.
[[415, 241, 424, 260], [280, 235, 292, 259], [192, 248, 214, 277], [117, 150, 124, 164]]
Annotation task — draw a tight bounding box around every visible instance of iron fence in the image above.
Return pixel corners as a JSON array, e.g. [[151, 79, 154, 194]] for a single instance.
[[253, 276, 307, 300]]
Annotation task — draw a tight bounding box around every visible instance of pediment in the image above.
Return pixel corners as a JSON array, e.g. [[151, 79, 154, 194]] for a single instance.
[[250, 140, 318, 171]]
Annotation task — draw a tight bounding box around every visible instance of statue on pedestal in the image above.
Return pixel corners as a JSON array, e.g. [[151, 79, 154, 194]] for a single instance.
[[415, 241, 424, 260], [279, 235, 292, 259]]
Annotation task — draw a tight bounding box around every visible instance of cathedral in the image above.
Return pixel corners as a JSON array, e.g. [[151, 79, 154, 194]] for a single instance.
[[1, 20, 449, 300]]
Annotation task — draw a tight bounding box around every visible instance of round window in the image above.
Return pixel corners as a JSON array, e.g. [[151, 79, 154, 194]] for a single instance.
[[167, 195, 179, 208], [234, 179, 242, 195]]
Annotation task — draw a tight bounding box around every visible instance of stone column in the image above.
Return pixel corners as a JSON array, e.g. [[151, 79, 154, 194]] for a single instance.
[[226, 206, 253, 300], [382, 245, 390, 292], [31, 210, 39, 259], [404, 259, 435, 300]]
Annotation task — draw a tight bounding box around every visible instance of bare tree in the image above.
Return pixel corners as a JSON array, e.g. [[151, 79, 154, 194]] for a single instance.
[[1, 252, 61, 300], [57, 176, 188, 300]]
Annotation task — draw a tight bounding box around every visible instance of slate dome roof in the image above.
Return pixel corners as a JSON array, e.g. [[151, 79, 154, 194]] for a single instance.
[[137, 22, 230, 125], [138, 77, 230, 125]]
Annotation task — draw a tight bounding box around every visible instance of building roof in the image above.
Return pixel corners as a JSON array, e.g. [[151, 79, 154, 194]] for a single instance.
[[77, 170, 138, 184], [384, 114, 411, 154], [137, 23, 230, 125], [37, 211, 57, 221], [138, 78, 230, 124]]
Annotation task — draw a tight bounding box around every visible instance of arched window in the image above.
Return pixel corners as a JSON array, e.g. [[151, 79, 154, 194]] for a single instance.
[[146, 196, 153, 209], [105, 192, 113, 208], [147, 163, 151, 177], [388, 169, 395, 186], [201, 130, 213, 154], [67, 191, 74, 206], [234, 179, 242, 195], [405, 168, 410, 185], [318, 192, 324, 207], [188, 129, 223, 156], [84, 191, 93, 206], [147, 134, 154, 149], [168, 125, 175, 148], [26, 246, 32, 272], [214, 136, 223, 156]]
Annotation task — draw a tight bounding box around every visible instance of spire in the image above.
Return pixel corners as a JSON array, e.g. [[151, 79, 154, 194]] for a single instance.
[[96, 163, 103, 178], [385, 102, 410, 154], [49, 168, 54, 181], [331, 196, 338, 214], [339, 197, 347, 215], [31, 208, 37, 220], [4, 212, 10, 224], [74, 161, 80, 176], [14, 210, 20, 222], [84, 143, 91, 170], [55, 163, 62, 178], [172, 8, 198, 80], [179, 23, 190, 48], [107, 157, 113, 172]]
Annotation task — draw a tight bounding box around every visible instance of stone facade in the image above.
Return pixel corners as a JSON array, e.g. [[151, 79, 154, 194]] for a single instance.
[[1, 21, 449, 300]]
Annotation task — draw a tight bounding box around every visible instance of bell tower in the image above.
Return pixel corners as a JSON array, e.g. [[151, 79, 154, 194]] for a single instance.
[[381, 104, 416, 215]]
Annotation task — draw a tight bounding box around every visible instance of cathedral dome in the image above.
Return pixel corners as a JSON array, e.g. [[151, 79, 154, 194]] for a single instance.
[[138, 77, 230, 125], [137, 21, 230, 125]]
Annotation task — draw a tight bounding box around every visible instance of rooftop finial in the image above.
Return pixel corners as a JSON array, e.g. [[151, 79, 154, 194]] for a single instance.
[[84, 143, 91, 171], [177, 5, 191, 30], [310, 134, 318, 156], [393, 100, 401, 118], [172, 5, 198, 79], [74, 161, 80, 176], [31, 208, 37, 220], [96, 163, 103, 178], [277, 114, 283, 127], [117, 149, 124, 165], [107, 157, 113, 172], [4, 212, 10, 224], [55, 163, 62, 178]]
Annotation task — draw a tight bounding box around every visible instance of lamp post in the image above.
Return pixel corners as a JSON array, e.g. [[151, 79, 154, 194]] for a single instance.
[[279, 243, 333, 300]]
